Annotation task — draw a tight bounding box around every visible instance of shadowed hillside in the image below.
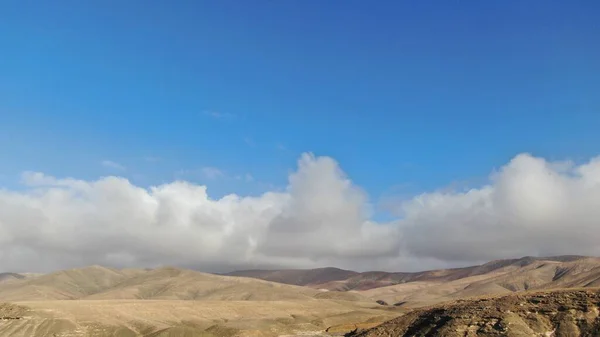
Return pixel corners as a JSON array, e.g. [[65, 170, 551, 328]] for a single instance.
[[0, 273, 25, 284], [224, 267, 359, 287], [226, 256, 593, 292]]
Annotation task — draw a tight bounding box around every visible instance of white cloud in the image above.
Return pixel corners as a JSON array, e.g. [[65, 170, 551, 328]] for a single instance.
[[397, 153, 600, 263], [1, 152, 600, 273], [101, 160, 126, 170]]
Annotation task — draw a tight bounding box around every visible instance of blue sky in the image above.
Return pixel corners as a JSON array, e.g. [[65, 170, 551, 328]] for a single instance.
[[1, 0, 599, 204]]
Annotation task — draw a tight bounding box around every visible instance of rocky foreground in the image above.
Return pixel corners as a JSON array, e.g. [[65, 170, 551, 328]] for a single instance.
[[0, 303, 27, 320], [347, 288, 600, 337]]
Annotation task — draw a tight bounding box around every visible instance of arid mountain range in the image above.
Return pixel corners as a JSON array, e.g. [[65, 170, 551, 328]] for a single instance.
[[1, 255, 600, 336], [0, 265, 395, 337], [226, 255, 600, 304]]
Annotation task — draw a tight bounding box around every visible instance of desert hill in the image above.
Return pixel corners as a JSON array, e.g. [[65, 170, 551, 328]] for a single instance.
[[0, 265, 347, 302], [225, 256, 600, 310], [227, 256, 590, 291], [85, 266, 323, 301], [2, 256, 600, 336], [0, 273, 25, 284], [0, 265, 144, 301], [3, 255, 595, 304], [224, 267, 359, 287], [362, 256, 600, 308], [347, 288, 600, 337], [0, 265, 394, 337], [3, 256, 600, 306]]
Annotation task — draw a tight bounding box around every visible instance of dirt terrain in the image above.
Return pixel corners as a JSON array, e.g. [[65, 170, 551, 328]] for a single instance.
[[348, 288, 600, 337], [3, 256, 600, 336], [0, 265, 324, 302], [0, 300, 399, 337], [0, 266, 398, 337]]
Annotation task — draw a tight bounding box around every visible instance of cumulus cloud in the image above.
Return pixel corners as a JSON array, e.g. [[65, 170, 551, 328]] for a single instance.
[[1, 152, 600, 273], [0, 153, 397, 273], [398, 154, 600, 263]]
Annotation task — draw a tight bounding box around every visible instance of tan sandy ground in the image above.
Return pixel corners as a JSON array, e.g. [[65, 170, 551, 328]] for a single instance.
[[0, 299, 400, 337], [5, 257, 600, 336]]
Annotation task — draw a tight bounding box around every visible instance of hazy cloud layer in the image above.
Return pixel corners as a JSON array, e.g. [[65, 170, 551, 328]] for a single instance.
[[1, 153, 600, 273]]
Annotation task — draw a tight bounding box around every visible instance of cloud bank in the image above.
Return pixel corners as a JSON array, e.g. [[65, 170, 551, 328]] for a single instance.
[[1, 153, 600, 273]]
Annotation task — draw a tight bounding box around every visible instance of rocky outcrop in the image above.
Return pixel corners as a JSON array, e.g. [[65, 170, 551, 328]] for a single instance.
[[347, 289, 600, 336], [0, 303, 27, 320]]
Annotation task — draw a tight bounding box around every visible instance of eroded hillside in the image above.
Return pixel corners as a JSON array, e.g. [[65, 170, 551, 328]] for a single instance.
[[348, 289, 600, 337]]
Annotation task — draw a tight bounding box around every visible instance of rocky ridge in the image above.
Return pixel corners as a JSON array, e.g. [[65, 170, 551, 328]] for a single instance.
[[347, 288, 600, 337]]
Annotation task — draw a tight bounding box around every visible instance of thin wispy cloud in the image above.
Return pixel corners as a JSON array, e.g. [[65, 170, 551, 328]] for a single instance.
[[203, 110, 236, 120], [244, 137, 256, 147], [235, 173, 254, 182], [178, 167, 256, 183], [143, 156, 161, 163], [176, 167, 226, 181], [101, 160, 126, 170], [200, 167, 225, 180]]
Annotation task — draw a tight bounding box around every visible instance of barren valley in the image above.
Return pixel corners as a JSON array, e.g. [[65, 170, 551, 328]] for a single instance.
[[2, 256, 600, 336]]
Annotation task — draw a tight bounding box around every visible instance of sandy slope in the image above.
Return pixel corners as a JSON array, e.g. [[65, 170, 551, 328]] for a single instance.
[[0, 266, 321, 302], [1, 300, 399, 337], [0, 265, 395, 336], [3, 256, 600, 336], [84, 267, 321, 301], [361, 257, 600, 308]]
